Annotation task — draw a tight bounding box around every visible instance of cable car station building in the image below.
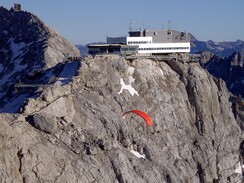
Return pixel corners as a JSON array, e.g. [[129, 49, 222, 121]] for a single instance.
[[88, 29, 191, 55]]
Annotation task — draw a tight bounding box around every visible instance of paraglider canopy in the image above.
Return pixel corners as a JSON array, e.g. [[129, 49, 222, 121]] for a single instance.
[[123, 110, 152, 126]]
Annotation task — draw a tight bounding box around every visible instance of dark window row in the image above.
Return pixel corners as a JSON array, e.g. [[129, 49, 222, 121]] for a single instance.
[[121, 48, 137, 51], [128, 41, 151, 44]]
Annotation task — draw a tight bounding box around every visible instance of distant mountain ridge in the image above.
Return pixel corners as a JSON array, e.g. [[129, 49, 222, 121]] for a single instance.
[[199, 51, 244, 97], [76, 35, 244, 59], [190, 34, 244, 58], [190, 34, 244, 98]]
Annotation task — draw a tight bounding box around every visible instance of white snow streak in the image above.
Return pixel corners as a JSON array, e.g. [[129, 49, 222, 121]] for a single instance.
[[118, 67, 139, 96], [0, 39, 30, 85], [9, 39, 26, 60], [130, 150, 146, 159], [235, 162, 243, 174], [159, 68, 167, 86], [1, 94, 29, 113], [118, 78, 139, 96], [54, 61, 79, 86], [0, 63, 27, 85], [160, 69, 164, 78]]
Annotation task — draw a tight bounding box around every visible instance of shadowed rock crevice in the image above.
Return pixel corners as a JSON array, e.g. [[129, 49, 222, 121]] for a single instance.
[[165, 173, 172, 183], [195, 119, 205, 135], [197, 162, 205, 183], [111, 159, 124, 183], [240, 141, 244, 165], [17, 149, 24, 181]]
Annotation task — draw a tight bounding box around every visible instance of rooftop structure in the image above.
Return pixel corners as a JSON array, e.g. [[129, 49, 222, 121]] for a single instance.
[[13, 4, 21, 11], [128, 29, 190, 43], [88, 28, 191, 55]]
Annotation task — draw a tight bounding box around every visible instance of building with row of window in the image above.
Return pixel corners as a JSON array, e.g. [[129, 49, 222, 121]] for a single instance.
[[88, 29, 191, 55]]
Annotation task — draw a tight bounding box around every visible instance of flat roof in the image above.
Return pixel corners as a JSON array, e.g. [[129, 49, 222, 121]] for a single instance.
[[88, 44, 138, 48]]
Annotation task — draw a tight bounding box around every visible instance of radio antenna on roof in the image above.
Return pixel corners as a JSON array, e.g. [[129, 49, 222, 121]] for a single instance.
[[168, 20, 171, 30], [129, 19, 132, 32], [161, 24, 164, 30]]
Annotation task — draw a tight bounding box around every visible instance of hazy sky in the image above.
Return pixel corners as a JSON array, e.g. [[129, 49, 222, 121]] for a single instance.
[[1, 0, 244, 45]]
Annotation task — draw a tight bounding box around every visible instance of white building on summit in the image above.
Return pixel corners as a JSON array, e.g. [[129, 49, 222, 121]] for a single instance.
[[88, 29, 191, 55]]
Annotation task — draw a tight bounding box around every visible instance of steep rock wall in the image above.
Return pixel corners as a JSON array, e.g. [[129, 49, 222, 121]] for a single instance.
[[0, 6, 80, 90], [0, 55, 243, 183]]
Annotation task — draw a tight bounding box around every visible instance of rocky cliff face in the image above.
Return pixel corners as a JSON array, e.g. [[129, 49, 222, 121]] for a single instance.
[[190, 34, 244, 59], [0, 6, 80, 113], [0, 6, 80, 90], [202, 51, 244, 97], [0, 54, 243, 183]]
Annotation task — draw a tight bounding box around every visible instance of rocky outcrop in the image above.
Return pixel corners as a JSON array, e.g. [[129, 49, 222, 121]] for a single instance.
[[190, 35, 244, 58], [203, 51, 244, 97], [0, 6, 80, 90], [229, 52, 243, 67], [0, 6, 80, 113], [0, 55, 243, 183]]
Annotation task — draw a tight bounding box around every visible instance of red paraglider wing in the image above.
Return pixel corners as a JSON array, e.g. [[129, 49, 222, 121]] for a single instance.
[[123, 110, 152, 126]]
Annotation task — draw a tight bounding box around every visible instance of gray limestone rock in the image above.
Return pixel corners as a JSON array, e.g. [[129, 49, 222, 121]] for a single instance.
[[28, 114, 57, 134], [0, 6, 80, 92], [0, 55, 243, 183]]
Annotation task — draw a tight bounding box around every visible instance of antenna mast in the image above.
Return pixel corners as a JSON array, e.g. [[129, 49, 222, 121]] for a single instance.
[[129, 19, 132, 32], [168, 20, 171, 30]]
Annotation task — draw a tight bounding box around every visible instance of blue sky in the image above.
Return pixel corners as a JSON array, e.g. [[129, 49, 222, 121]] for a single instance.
[[1, 0, 244, 45]]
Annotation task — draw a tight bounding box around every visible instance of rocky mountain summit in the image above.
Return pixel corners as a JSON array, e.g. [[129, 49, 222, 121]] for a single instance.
[[0, 6, 80, 89], [200, 51, 244, 97], [0, 6, 80, 112], [1, 5, 244, 183], [190, 34, 244, 58]]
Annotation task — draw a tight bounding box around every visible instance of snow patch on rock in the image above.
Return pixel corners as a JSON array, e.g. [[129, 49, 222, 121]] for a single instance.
[[118, 78, 139, 96], [159, 68, 167, 86], [118, 66, 139, 96], [235, 162, 243, 174], [54, 61, 79, 86], [130, 149, 146, 159]]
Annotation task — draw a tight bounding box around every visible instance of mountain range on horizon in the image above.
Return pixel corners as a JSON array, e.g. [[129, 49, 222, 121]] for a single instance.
[[190, 34, 244, 58], [76, 37, 244, 58]]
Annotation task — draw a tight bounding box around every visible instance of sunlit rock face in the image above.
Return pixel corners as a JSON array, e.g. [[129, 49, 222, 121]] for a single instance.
[[0, 53, 243, 183]]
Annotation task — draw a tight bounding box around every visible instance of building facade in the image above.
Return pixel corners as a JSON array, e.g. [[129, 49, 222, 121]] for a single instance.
[[88, 29, 190, 55]]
